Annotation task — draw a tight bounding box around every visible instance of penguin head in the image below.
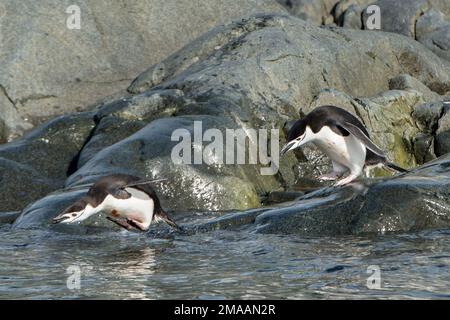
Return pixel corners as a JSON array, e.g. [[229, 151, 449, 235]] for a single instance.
[[281, 119, 313, 156], [53, 197, 98, 224]]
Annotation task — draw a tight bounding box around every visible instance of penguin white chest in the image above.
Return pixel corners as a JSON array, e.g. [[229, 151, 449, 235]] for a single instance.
[[312, 126, 366, 171], [102, 188, 155, 225]]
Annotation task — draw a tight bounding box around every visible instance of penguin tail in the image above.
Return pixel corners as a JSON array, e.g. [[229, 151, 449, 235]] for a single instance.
[[154, 210, 182, 231], [385, 161, 409, 173]]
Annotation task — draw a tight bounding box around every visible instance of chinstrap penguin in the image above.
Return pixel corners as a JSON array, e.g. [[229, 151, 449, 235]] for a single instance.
[[281, 105, 408, 186], [53, 174, 180, 231]]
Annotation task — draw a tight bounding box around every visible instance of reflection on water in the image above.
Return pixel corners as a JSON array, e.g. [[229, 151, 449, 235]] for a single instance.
[[0, 224, 450, 299]]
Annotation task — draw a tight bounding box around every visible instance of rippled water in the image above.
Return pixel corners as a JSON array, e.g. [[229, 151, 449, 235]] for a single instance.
[[1, 221, 450, 299]]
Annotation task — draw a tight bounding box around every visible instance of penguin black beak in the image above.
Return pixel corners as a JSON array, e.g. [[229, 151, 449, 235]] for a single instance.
[[52, 215, 70, 224], [280, 140, 297, 156]]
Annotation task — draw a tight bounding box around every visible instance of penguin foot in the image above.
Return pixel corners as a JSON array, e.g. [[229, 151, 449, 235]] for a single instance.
[[334, 174, 359, 186], [318, 172, 341, 181], [126, 219, 147, 231], [106, 216, 133, 230]]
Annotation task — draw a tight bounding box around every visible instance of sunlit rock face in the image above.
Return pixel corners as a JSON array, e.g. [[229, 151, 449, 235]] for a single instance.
[[0, 0, 286, 140]]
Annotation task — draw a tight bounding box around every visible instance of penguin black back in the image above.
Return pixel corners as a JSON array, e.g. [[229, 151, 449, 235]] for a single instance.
[[87, 174, 164, 212], [288, 105, 371, 141], [287, 105, 388, 163]]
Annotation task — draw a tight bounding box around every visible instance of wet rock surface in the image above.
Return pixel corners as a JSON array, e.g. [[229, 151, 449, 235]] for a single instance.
[[0, 113, 95, 212], [254, 154, 450, 235], [187, 153, 450, 236], [15, 153, 450, 236], [0, 211, 20, 224]]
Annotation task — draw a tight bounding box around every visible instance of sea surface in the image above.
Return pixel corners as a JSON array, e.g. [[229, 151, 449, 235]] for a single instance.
[[1, 218, 450, 299]]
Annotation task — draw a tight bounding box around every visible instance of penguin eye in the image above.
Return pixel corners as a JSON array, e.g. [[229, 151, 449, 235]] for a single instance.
[[70, 204, 84, 212]]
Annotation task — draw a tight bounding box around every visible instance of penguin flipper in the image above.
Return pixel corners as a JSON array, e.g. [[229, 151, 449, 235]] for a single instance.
[[154, 210, 181, 230], [339, 121, 386, 157], [124, 178, 167, 188], [385, 161, 409, 173]]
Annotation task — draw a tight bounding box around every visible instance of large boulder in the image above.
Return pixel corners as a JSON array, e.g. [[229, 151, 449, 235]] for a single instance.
[[412, 101, 450, 160], [0, 0, 285, 140], [415, 8, 450, 63], [65, 115, 265, 212]]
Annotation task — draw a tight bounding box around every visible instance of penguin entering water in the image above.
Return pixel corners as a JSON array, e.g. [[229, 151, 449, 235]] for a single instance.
[[52, 174, 180, 231], [280, 105, 408, 186]]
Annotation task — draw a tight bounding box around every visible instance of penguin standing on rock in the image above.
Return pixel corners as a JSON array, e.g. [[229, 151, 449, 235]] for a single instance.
[[53, 174, 180, 231], [281, 105, 408, 186]]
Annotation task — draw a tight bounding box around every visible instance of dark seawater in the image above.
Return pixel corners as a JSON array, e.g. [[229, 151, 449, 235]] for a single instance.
[[1, 222, 450, 299]]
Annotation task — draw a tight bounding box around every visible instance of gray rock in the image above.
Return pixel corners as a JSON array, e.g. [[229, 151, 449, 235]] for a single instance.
[[413, 101, 445, 132], [0, 117, 5, 144], [130, 14, 450, 100], [0, 0, 285, 138], [418, 26, 450, 63], [412, 101, 450, 157], [362, 0, 429, 37], [352, 90, 423, 169], [264, 190, 304, 204], [0, 122, 4, 144], [416, 9, 450, 62], [340, 4, 363, 29], [77, 89, 188, 168], [412, 132, 436, 163], [0, 112, 95, 211], [276, 0, 337, 25], [0, 211, 20, 224], [416, 8, 449, 37], [436, 108, 450, 155], [0, 112, 95, 180], [0, 157, 57, 212], [309, 88, 358, 113], [334, 0, 373, 25], [388, 74, 441, 102]]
